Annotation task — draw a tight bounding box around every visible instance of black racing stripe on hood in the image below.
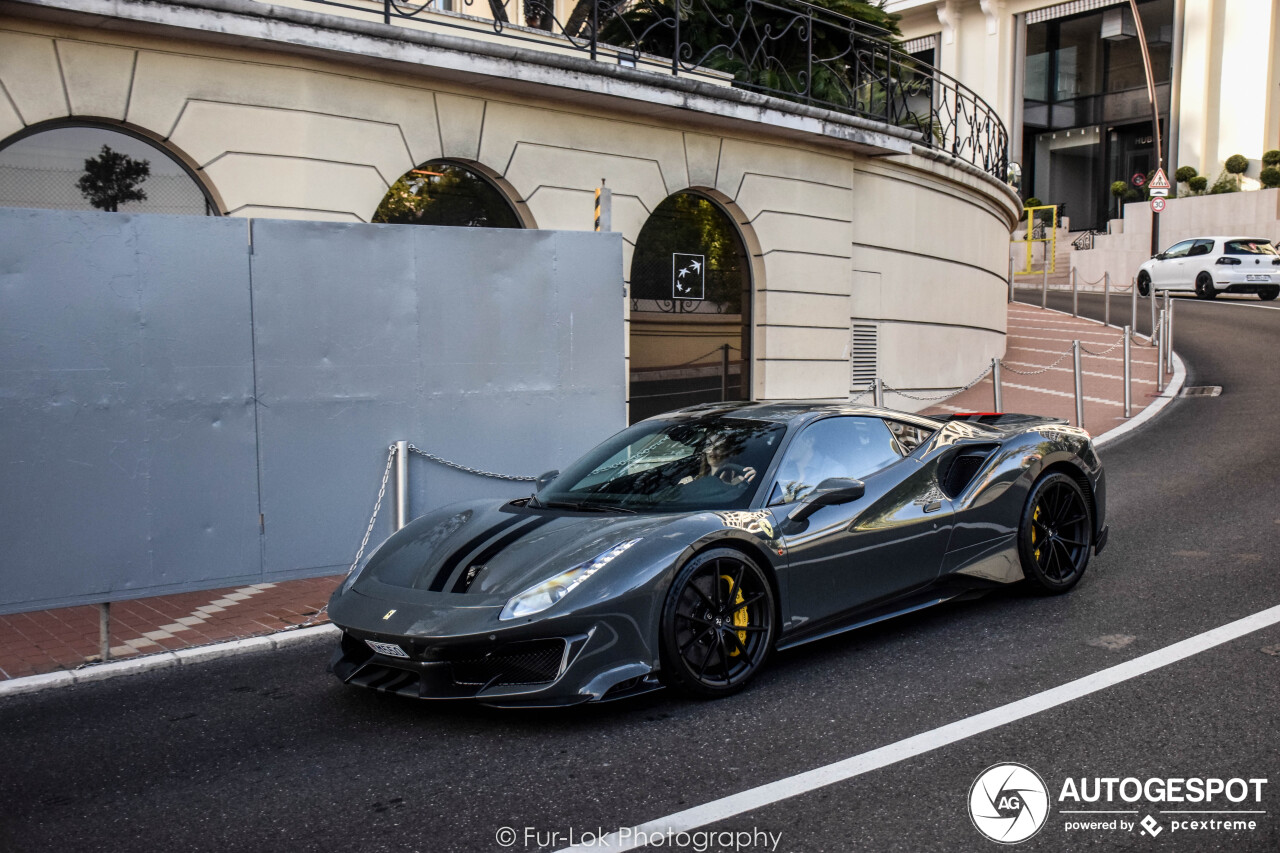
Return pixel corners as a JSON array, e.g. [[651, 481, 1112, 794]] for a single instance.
[[451, 514, 558, 594], [425, 515, 526, 592]]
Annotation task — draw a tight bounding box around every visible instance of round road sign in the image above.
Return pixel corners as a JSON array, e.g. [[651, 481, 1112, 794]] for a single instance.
[[1151, 196, 1166, 213]]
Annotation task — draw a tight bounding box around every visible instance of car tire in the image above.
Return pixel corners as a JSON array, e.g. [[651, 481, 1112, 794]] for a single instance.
[[659, 547, 776, 698], [1136, 272, 1151, 297], [1017, 472, 1092, 595], [1195, 272, 1217, 299], [1260, 287, 1279, 302]]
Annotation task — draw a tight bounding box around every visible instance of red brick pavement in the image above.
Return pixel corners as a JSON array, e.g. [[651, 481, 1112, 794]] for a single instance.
[[0, 305, 1179, 684]]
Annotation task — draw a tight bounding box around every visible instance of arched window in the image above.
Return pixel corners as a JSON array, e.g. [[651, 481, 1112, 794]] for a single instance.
[[629, 191, 753, 423], [0, 122, 216, 215], [373, 160, 522, 228]]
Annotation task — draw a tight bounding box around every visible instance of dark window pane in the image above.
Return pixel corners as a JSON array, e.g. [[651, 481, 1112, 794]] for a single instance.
[[0, 125, 211, 215]]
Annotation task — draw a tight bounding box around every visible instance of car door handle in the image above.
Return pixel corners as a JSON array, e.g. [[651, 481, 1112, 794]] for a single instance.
[[923, 500, 943, 513]]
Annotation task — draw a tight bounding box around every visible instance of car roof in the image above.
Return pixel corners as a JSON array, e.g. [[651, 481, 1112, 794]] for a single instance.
[[1173, 236, 1275, 243]]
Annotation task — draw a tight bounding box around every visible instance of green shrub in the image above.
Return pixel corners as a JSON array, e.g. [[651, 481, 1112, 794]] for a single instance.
[[1261, 167, 1280, 189], [1263, 150, 1280, 167], [1209, 170, 1238, 194], [1224, 154, 1249, 175], [1175, 165, 1197, 183], [1110, 180, 1128, 198], [1188, 175, 1208, 193], [1023, 197, 1042, 208]]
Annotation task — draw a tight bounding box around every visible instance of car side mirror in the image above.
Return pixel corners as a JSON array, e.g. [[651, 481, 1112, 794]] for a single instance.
[[1153, 252, 1165, 260], [785, 477, 865, 526], [534, 470, 559, 491]]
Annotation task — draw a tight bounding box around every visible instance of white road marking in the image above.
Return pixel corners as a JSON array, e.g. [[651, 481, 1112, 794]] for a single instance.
[[559, 580, 1271, 853], [998, 380, 1122, 406]]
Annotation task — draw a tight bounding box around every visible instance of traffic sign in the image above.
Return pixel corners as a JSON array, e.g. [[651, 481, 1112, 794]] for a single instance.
[[1149, 187, 1169, 197], [1149, 168, 1171, 190], [1151, 196, 1166, 213], [1132, 172, 1146, 187]]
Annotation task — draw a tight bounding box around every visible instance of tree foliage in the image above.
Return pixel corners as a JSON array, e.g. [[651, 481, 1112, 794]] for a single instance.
[[77, 145, 149, 212], [630, 193, 746, 312], [1174, 165, 1197, 184], [373, 163, 520, 228], [599, 0, 903, 111]]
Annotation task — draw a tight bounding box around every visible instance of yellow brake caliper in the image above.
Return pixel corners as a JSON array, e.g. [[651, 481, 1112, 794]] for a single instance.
[[1033, 504, 1041, 562], [720, 574, 749, 656]]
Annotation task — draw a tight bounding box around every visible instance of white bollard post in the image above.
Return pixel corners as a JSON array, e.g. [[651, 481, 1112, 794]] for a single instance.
[[1104, 272, 1111, 327], [1071, 268, 1078, 317], [1123, 326, 1132, 418], [1072, 340, 1084, 428], [393, 440, 409, 531], [992, 358, 1003, 412]]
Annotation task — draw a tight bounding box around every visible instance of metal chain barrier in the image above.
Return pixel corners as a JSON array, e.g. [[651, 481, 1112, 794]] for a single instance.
[[407, 444, 537, 482], [299, 443, 398, 627], [1002, 348, 1074, 376], [1079, 334, 1129, 357], [1078, 273, 1107, 287], [882, 361, 993, 402]]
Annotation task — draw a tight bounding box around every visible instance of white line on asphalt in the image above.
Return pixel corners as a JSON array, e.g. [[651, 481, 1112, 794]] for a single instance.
[[998, 380, 1122, 406], [557, 594, 1280, 852]]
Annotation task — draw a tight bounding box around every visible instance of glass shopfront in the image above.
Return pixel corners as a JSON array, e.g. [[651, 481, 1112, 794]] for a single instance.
[[1021, 0, 1173, 230]]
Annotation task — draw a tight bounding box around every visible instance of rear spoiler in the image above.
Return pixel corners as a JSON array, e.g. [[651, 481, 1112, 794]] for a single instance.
[[945, 412, 1070, 428]]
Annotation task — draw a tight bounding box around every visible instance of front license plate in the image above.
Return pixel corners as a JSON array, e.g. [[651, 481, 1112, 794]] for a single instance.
[[1246, 274, 1270, 282], [365, 639, 410, 658]]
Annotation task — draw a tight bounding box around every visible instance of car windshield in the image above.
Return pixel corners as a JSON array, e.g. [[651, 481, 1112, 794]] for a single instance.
[[1224, 240, 1277, 256], [537, 415, 787, 512]]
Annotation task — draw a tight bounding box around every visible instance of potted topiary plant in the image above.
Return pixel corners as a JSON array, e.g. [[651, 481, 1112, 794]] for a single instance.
[[1188, 175, 1208, 194], [1224, 154, 1249, 190], [1262, 167, 1280, 189]]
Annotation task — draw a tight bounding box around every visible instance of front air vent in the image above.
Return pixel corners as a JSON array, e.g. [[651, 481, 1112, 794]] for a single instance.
[[451, 639, 567, 687]]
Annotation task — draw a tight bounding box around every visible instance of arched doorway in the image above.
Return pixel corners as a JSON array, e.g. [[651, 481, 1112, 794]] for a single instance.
[[373, 160, 525, 228], [628, 191, 753, 423], [0, 121, 218, 215]]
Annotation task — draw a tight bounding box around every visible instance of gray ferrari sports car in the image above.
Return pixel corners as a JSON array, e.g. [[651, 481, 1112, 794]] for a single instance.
[[328, 402, 1107, 706]]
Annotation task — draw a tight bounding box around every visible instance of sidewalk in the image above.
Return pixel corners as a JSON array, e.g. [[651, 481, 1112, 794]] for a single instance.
[[0, 303, 1176, 685]]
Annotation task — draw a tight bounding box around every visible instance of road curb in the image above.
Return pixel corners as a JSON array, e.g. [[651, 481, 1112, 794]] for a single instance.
[[1094, 350, 1185, 449], [0, 623, 339, 698]]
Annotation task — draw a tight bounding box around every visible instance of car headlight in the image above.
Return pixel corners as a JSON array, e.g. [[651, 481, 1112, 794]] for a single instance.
[[499, 539, 641, 621]]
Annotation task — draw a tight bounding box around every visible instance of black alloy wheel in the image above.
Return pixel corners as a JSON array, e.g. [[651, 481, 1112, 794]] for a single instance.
[[1260, 287, 1279, 302], [1195, 272, 1218, 299], [660, 548, 776, 698], [1137, 272, 1151, 297], [1018, 472, 1092, 594]]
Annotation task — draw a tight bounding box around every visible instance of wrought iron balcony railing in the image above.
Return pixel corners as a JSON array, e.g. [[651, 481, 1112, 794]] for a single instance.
[[303, 0, 1009, 178]]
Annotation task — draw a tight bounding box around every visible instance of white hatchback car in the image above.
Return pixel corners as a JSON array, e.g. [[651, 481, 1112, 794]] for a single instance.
[[1136, 236, 1280, 300]]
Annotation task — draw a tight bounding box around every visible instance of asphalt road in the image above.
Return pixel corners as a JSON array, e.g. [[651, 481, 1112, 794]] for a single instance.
[[2, 291, 1278, 853]]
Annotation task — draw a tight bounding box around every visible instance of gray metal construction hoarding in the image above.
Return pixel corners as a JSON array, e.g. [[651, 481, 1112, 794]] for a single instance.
[[0, 208, 624, 614]]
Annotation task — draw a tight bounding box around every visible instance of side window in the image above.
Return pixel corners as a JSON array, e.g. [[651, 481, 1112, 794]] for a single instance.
[[1189, 240, 1214, 257], [885, 419, 934, 454], [1164, 240, 1194, 259], [768, 417, 901, 506]]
